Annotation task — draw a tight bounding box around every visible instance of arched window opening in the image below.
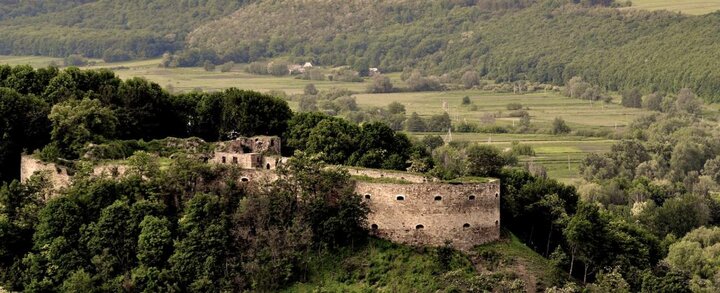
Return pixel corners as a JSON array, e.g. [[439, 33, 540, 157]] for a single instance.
[[495, 192, 499, 198], [469, 195, 476, 200], [266, 163, 271, 169], [232, 157, 238, 164], [415, 224, 424, 230], [434, 195, 442, 201], [371, 224, 378, 230], [221, 156, 226, 164], [463, 223, 470, 229], [396, 195, 405, 201], [364, 194, 371, 199]]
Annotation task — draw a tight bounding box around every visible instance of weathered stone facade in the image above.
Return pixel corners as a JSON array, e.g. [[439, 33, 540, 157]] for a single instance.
[[20, 155, 72, 189], [347, 167, 436, 183], [356, 180, 500, 251], [215, 136, 281, 155]]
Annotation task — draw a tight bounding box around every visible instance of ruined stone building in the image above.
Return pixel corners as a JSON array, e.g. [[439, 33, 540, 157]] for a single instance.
[[21, 136, 500, 251]]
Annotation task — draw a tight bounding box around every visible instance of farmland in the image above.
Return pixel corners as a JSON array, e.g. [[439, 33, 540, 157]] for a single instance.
[[628, 0, 720, 14], [0, 55, 655, 182]]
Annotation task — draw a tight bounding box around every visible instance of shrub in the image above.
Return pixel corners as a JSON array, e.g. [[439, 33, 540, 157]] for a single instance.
[[246, 61, 268, 75], [506, 103, 523, 110], [507, 110, 528, 118], [552, 117, 571, 134], [219, 61, 234, 72], [268, 62, 289, 76], [64, 54, 88, 66]]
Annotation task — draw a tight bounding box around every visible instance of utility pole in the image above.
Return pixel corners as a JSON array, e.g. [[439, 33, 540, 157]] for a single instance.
[[567, 155, 571, 170]]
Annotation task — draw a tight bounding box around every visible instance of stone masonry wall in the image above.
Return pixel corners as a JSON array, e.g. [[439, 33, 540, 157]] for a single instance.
[[347, 167, 434, 183], [20, 155, 72, 190], [21, 151, 502, 251], [356, 180, 500, 251]]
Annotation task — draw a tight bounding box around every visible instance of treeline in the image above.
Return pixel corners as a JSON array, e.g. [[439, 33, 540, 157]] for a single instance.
[[186, 0, 720, 101], [0, 0, 92, 21], [0, 152, 370, 291], [0, 65, 288, 182], [569, 110, 720, 290], [0, 66, 428, 183], [0, 0, 249, 60]]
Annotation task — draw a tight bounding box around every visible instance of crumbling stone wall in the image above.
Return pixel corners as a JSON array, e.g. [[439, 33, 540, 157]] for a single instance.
[[20, 155, 72, 190], [211, 152, 263, 169], [347, 167, 435, 183], [215, 136, 281, 155], [356, 180, 500, 251]]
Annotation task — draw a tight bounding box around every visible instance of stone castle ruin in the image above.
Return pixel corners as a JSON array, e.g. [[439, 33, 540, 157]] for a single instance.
[[21, 136, 500, 250]]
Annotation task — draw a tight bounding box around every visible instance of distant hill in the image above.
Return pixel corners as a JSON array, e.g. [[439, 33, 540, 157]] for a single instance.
[[2, 0, 720, 101], [0, 0, 93, 21], [0, 0, 249, 59], [186, 0, 720, 101]]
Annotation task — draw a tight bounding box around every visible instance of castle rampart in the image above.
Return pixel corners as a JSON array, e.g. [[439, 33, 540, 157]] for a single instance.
[[356, 180, 500, 251], [20, 136, 501, 251]]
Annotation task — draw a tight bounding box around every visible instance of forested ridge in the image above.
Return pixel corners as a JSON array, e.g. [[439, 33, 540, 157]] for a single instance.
[[0, 0, 249, 60], [187, 0, 720, 101], [2, 0, 720, 100]]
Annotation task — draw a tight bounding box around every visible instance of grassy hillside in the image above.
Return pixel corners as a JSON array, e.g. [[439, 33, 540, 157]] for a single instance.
[[286, 234, 563, 292], [187, 0, 720, 102], [629, 0, 720, 14]]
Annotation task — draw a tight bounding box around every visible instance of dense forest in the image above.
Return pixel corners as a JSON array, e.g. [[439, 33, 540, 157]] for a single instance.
[[187, 0, 720, 101], [0, 0, 248, 60]]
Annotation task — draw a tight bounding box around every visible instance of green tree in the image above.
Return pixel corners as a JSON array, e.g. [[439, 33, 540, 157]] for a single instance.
[[46, 98, 117, 159], [427, 112, 451, 132], [284, 112, 332, 153], [387, 101, 405, 114], [0, 88, 50, 181], [221, 88, 292, 138], [306, 118, 359, 164], [621, 88, 642, 108], [466, 144, 508, 177], [564, 202, 609, 282], [169, 194, 228, 290], [675, 88, 701, 115], [702, 155, 720, 184], [137, 216, 173, 267], [86, 200, 137, 273], [422, 135, 445, 151], [642, 93, 663, 111], [665, 226, 720, 291], [368, 74, 394, 93], [405, 112, 427, 132], [586, 267, 630, 293], [552, 117, 571, 135], [303, 83, 318, 95], [61, 269, 94, 292], [461, 71, 480, 89]]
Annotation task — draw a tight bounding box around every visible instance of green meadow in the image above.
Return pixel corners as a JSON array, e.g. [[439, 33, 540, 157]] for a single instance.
[[628, 0, 720, 14]]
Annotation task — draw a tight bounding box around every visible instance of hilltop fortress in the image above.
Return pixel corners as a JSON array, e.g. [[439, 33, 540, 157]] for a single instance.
[[20, 136, 500, 251]]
